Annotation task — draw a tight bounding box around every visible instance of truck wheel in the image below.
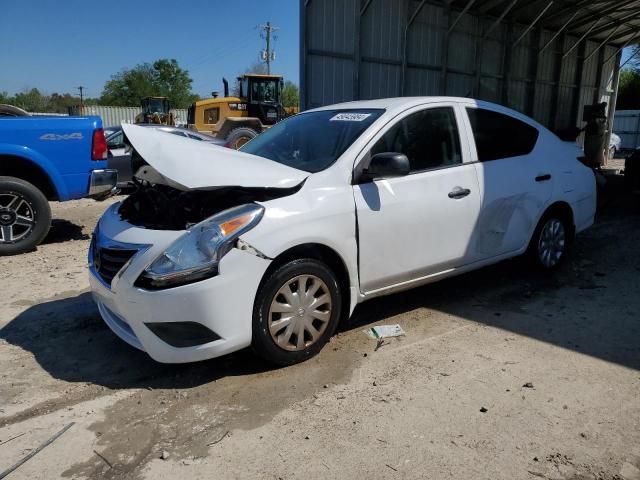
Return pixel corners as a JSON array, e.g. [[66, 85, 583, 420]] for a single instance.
[[225, 127, 258, 149], [0, 177, 51, 256]]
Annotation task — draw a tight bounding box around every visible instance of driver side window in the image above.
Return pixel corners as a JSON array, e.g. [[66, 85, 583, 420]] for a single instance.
[[371, 107, 462, 173]]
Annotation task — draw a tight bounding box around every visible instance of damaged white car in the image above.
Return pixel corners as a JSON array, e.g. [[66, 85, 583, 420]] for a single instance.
[[89, 97, 596, 365]]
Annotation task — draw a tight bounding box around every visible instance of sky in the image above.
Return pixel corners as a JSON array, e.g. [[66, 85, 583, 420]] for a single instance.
[[0, 0, 300, 98]]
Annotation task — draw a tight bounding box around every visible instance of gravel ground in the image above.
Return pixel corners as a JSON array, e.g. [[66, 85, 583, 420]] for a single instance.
[[0, 184, 639, 480]]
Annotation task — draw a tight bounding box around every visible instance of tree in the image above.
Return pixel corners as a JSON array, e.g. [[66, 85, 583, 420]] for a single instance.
[[0, 89, 97, 113], [281, 81, 299, 108], [617, 69, 640, 110], [100, 59, 198, 108], [12, 88, 50, 112]]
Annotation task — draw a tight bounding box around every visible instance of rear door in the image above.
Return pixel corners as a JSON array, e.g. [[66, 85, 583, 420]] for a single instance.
[[462, 106, 553, 261]]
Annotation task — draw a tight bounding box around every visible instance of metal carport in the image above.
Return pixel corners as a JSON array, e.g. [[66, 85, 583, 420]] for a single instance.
[[300, 0, 640, 134]]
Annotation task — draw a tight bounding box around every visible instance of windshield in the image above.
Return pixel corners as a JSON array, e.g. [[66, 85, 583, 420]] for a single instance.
[[147, 98, 166, 112], [241, 109, 383, 173], [251, 80, 279, 103]]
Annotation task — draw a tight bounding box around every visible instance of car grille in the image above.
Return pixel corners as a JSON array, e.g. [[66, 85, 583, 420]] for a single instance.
[[94, 246, 138, 286]]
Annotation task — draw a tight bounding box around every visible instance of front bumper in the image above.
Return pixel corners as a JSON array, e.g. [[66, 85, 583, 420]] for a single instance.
[[89, 203, 272, 363], [88, 169, 118, 200]]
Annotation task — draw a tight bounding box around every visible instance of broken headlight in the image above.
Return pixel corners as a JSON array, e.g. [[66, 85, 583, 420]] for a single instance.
[[135, 204, 264, 290]]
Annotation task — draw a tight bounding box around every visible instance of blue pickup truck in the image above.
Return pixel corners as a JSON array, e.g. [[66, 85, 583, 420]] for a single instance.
[[0, 115, 117, 255]]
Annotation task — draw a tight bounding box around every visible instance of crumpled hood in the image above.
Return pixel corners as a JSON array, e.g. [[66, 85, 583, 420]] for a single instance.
[[122, 123, 308, 190]]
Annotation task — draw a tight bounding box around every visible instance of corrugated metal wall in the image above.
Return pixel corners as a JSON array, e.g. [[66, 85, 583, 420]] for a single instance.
[[70, 106, 189, 127], [613, 110, 640, 150], [301, 0, 621, 131]]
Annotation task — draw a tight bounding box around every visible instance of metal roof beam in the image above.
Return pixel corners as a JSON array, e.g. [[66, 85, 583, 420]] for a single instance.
[[604, 32, 640, 64], [605, 25, 640, 44], [583, 25, 623, 62], [538, 9, 579, 54], [478, 0, 509, 14], [567, 0, 638, 30], [581, 11, 640, 38], [543, 0, 607, 23], [512, 0, 554, 47], [482, 0, 520, 39], [448, 0, 477, 33], [562, 17, 601, 57]]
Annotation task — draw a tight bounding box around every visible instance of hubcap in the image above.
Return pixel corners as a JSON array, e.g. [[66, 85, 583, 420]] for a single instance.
[[268, 274, 332, 351], [0, 193, 35, 244], [538, 218, 565, 268]]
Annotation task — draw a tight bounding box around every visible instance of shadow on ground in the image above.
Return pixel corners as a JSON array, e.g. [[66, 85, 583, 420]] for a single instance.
[[42, 219, 90, 244], [1, 177, 639, 391], [347, 180, 640, 371], [0, 292, 272, 390]]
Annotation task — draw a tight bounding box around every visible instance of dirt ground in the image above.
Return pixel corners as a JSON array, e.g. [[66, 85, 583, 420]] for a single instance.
[[1, 179, 639, 480]]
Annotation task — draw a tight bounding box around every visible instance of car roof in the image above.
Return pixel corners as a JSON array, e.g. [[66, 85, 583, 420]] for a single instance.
[[307, 97, 475, 114], [306, 96, 546, 131]]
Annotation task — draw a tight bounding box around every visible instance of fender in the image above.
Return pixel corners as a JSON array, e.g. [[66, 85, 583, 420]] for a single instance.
[[0, 143, 68, 200]]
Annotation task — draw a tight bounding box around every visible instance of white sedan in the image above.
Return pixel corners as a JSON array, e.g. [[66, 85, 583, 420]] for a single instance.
[[89, 97, 596, 365]]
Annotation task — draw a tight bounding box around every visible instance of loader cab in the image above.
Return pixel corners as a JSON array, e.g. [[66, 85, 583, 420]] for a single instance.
[[238, 74, 284, 126], [141, 97, 170, 115], [136, 97, 174, 125]]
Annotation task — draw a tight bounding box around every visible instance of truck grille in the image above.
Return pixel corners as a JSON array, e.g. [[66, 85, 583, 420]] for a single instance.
[[94, 246, 138, 286]]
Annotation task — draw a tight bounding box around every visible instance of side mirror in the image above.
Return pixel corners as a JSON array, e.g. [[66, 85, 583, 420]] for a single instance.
[[360, 152, 410, 182]]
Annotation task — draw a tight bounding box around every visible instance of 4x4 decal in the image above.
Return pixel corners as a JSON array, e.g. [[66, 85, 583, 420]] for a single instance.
[[39, 132, 83, 141]]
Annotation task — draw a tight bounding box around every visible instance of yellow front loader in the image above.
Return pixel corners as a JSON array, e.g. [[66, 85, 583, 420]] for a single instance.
[[188, 74, 286, 149], [135, 97, 175, 125]]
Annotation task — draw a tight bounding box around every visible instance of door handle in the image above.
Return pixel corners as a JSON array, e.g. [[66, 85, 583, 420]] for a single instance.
[[448, 187, 471, 199], [535, 174, 552, 182]]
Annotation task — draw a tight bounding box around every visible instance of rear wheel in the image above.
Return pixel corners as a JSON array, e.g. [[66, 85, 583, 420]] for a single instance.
[[527, 211, 571, 270], [252, 259, 342, 366], [0, 176, 51, 255], [225, 127, 258, 149]]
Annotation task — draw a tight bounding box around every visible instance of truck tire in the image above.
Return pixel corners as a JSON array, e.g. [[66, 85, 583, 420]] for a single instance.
[[0, 176, 51, 256], [225, 127, 258, 149]]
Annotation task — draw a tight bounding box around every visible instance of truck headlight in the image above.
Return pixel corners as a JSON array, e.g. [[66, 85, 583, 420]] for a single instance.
[[135, 204, 264, 290]]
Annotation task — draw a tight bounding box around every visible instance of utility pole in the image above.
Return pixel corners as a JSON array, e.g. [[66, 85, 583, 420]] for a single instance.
[[259, 22, 279, 74], [77, 86, 85, 107]]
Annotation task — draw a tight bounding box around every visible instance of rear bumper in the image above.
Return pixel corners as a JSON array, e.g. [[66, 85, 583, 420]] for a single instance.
[[88, 169, 118, 199]]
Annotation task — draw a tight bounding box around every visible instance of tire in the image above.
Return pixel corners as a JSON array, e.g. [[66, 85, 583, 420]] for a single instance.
[[526, 210, 572, 270], [225, 127, 258, 150], [252, 258, 342, 366], [0, 176, 51, 256]]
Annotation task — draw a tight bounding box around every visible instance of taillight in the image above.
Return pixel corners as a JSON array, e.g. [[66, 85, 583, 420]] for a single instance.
[[92, 128, 108, 160]]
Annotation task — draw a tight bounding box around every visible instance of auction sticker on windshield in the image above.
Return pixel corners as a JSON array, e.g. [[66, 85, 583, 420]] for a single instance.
[[330, 113, 372, 122]]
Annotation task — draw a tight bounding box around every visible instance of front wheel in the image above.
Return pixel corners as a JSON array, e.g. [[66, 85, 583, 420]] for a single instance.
[[0, 176, 51, 255], [527, 212, 571, 270], [225, 127, 258, 150], [252, 259, 342, 366]]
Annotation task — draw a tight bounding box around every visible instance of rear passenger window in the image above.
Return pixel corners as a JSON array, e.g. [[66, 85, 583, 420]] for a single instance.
[[371, 107, 462, 173], [466, 108, 539, 161]]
